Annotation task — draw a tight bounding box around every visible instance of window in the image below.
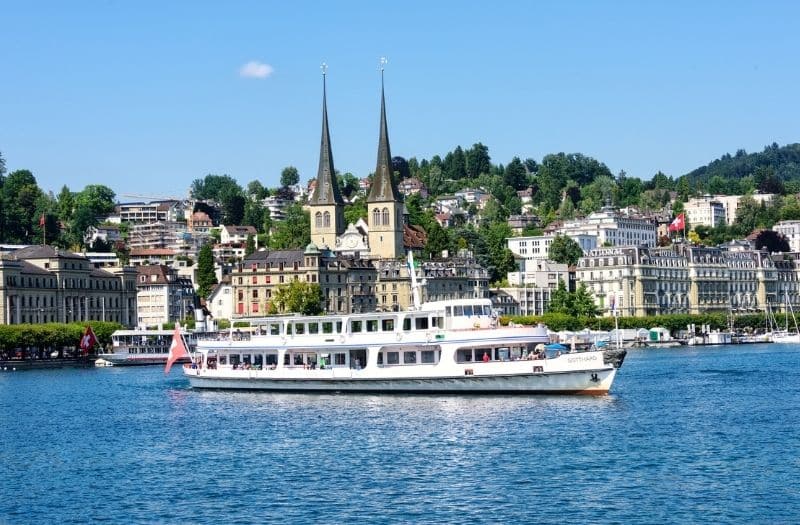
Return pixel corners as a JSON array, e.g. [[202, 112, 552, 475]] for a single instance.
[[404, 351, 417, 364], [387, 352, 399, 365], [323, 211, 331, 228], [351, 320, 362, 333], [334, 353, 346, 365], [252, 290, 258, 298], [252, 302, 259, 313], [382, 207, 390, 225], [373, 208, 381, 225], [308, 322, 319, 334], [382, 319, 394, 331], [421, 351, 435, 364], [366, 320, 378, 332], [315, 212, 322, 227], [415, 317, 429, 330]]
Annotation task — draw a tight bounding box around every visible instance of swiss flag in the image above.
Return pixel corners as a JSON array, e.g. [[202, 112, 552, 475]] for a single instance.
[[668, 212, 685, 232], [164, 323, 189, 375], [39, 214, 46, 227], [79, 326, 98, 355]]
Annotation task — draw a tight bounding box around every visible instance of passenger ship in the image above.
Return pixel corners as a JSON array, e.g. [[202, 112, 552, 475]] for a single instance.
[[184, 288, 627, 395], [97, 328, 197, 366]]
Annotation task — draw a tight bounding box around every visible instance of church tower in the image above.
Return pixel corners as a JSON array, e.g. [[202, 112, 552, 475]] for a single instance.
[[308, 65, 345, 249], [366, 64, 404, 259]]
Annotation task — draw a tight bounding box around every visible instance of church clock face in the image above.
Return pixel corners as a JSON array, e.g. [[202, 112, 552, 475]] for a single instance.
[[346, 236, 358, 248]]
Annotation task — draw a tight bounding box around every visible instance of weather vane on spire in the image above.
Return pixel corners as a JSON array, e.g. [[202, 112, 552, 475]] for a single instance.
[[321, 62, 328, 76]]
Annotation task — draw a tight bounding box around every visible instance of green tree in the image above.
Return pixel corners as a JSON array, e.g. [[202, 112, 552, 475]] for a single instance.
[[191, 174, 241, 200], [270, 203, 310, 249], [57, 185, 75, 224], [337, 172, 360, 199], [504, 157, 528, 190], [272, 281, 323, 315], [466, 143, 491, 178], [220, 186, 246, 225], [280, 166, 300, 187], [247, 180, 267, 200], [547, 279, 571, 314], [245, 234, 256, 256], [572, 284, 599, 317], [196, 244, 218, 299], [74, 184, 116, 216], [1, 169, 42, 243], [344, 198, 367, 226], [548, 235, 583, 266]]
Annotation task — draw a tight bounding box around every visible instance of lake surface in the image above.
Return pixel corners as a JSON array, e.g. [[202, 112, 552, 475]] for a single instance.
[[1, 344, 799, 524]]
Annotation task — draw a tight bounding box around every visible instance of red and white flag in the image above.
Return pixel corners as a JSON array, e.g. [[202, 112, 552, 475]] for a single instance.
[[79, 326, 98, 355], [39, 214, 46, 227], [164, 323, 189, 375], [668, 212, 685, 232]]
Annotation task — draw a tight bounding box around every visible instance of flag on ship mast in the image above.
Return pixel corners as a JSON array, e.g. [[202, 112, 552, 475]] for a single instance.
[[164, 323, 189, 375], [79, 326, 98, 356]]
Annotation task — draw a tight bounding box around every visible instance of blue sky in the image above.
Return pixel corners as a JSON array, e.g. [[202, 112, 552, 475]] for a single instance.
[[1, 1, 799, 199]]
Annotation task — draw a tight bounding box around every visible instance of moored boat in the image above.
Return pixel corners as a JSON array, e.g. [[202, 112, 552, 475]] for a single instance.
[[99, 328, 197, 366], [184, 298, 626, 395]]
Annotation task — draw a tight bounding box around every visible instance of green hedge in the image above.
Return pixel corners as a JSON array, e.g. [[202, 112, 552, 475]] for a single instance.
[[0, 321, 124, 352], [500, 313, 780, 333]]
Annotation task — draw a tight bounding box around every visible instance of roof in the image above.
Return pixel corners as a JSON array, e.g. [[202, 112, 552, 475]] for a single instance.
[[404, 224, 427, 249], [19, 260, 52, 276], [366, 74, 400, 204], [244, 249, 305, 267], [223, 225, 257, 235], [130, 248, 176, 257], [11, 245, 85, 260], [308, 74, 345, 207]]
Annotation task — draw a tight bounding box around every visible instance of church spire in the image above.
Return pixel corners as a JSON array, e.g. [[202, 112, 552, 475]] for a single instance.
[[367, 59, 400, 203], [309, 63, 344, 206]]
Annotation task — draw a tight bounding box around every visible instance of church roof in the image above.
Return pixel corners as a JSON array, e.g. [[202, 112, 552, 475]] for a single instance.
[[308, 72, 344, 206], [366, 70, 400, 204]]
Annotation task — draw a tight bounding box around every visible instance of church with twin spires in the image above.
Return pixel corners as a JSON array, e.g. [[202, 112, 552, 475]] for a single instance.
[[306, 69, 405, 260]]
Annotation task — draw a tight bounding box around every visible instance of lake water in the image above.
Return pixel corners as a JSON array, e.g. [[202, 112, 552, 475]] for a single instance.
[[1, 344, 799, 524]]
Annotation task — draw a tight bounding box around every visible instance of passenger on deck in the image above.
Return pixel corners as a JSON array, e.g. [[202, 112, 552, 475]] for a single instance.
[[482, 351, 490, 363]]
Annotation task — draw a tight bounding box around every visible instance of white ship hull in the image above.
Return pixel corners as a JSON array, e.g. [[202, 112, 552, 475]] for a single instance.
[[186, 366, 617, 394]]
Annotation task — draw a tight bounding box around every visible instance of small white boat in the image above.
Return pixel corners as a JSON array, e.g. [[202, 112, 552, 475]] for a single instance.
[[98, 328, 197, 366], [94, 358, 114, 367]]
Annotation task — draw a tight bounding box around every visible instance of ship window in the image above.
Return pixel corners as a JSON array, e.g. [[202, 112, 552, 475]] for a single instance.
[[403, 318, 411, 331], [351, 320, 362, 333], [269, 324, 280, 335], [387, 352, 399, 365], [404, 351, 417, 364], [382, 319, 394, 331], [432, 316, 443, 328], [421, 351, 436, 364], [377, 353, 383, 365], [253, 355, 263, 367], [322, 322, 333, 334], [308, 322, 319, 334], [219, 355, 227, 365], [446, 307, 452, 316], [286, 324, 293, 335], [456, 349, 473, 362], [334, 353, 346, 365], [242, 354, 252, 365], [366, 320, 378, 332], [294, 323, 305, 335], [415, 317, 429, 330], [463, 305, 474, 316], [336, 321, 342, 333], [294, 354, 304, 366], [483, 305, 492, 315], [454, 305, 464, 316]]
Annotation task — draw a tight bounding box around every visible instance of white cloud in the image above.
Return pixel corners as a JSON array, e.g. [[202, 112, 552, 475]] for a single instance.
[[239, 61, 274, 79]]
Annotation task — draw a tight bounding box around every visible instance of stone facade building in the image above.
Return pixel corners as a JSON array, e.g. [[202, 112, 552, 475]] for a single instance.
[[136, 265, 196, 327], [577, 243, 784, 317], [0, 246, 138, 326]]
